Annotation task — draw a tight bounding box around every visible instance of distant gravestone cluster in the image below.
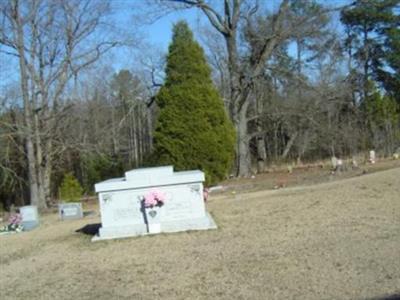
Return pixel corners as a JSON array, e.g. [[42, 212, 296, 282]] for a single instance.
[[329, 149, 387, 175]]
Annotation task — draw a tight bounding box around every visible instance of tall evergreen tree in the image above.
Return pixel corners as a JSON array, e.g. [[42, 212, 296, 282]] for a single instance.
[[341, 0, 400, 102], [153, 21, 236, 185]]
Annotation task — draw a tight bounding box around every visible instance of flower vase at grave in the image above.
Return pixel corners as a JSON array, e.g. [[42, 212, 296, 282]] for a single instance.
[[145, 206, 161, 234], [142, 189, 166, 234]]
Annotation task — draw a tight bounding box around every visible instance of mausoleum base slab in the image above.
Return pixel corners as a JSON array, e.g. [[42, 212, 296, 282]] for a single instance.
[[92, 212, 217, 242]]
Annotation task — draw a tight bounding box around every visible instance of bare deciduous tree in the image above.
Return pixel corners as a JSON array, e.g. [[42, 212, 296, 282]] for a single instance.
[[0, 0, 118, 209]]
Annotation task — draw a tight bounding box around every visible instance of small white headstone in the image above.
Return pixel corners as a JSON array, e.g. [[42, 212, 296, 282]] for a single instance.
[[19, 205, 39, 231], [369, 150, 376, 164], [393, 148, 400, 160], [92, 166, 216, 241]]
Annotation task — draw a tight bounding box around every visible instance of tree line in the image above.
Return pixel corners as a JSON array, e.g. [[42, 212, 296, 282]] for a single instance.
[[0, 0, 399, 210]]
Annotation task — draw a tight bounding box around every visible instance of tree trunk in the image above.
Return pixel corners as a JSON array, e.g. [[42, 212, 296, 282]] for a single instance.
[[111, 103, 119, 155], [298, 130, 310, 161], [26, 136, 40, 207], [256, 135, 267, 173], [132, 106, 138, 167], [255, 92, 266, 173], [42, 161, 52, 208], [146, 109, 153, 152], [385, 120, 393, 156], [362, 25, 369, 101], [226, 32, 253, 177], [12, 1, 41, 208], [296, 38, 303, 99], [136, 107, 141, 165], [274, 125, 279, 160], [236, 102, 252, 177], [34, 110, 49, 210], [282, 132, 298, 159]]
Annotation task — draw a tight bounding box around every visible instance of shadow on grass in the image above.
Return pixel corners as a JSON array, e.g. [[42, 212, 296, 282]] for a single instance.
[[366, 294, 400, 300], [83, 210, 96, 217], [75, 223, 101, 236]]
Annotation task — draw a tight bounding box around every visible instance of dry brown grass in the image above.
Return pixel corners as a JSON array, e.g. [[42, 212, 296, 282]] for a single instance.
[[1, 168, 400, 300]]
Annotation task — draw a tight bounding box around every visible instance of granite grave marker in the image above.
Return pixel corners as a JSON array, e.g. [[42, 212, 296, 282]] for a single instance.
[[20, 205, 39, 230], [58, 203, 83, 220], [92, 166, 216, 241]]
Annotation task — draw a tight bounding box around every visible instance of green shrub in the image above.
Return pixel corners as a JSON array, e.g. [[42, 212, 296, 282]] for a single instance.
[[59, 173, 83, 203], [152, 21, 236, 185]]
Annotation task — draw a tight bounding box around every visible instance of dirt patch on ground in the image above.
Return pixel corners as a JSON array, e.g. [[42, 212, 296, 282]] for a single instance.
[[0, 167, 399, 300]]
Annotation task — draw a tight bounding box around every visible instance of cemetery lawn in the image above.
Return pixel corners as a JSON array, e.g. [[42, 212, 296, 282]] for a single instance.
[[1, 168, 399, 300]]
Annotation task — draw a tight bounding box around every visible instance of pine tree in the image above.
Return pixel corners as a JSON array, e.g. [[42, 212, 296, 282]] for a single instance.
[[59, 173, 83, 203], [341, 0, 399, 102], [153, 21, 236, 185]]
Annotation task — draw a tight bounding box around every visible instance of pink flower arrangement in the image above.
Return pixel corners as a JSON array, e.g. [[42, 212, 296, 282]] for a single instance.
[[143, 189, 166, 208], [8, 213, 22, 225]]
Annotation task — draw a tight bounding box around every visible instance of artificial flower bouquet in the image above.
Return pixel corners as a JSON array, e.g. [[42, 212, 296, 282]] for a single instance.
[[0, 213, 24, 233], [143, 189, 166, 208]]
